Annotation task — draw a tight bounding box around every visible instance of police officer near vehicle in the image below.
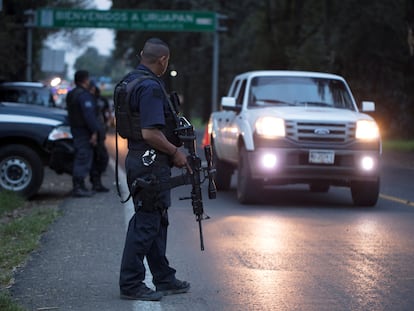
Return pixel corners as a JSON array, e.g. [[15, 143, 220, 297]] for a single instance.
[[88, 81, 110, 192], [66, 70, 101, 197], [118, 38, 191, 301]]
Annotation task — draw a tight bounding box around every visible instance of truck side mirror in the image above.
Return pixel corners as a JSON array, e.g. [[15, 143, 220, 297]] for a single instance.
[[361, 101, 375, 112], [221, 96, 240, 111], [221, 96, 236, 107]]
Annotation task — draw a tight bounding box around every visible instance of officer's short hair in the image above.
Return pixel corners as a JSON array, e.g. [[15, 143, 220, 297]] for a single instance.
[[74, 70, 89, 85], [141, 38, 169, 64]]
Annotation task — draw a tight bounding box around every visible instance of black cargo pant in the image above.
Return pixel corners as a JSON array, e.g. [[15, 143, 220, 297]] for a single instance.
[[90, 129, 109, 178], [71, 129, 93, 179], [119, 150, 176, 294]]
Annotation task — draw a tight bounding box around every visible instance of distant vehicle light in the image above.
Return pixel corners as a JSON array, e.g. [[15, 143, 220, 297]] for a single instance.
[[56, 88, 68, 95], [50, 77, 62, 87]]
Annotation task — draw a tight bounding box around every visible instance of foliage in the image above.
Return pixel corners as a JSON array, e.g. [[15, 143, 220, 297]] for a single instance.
[[383, 139, 414, 151], [0, 204, 59, 287], [0, 187, 59, 309], [0, 191, 25, 218], [0, 292, 24, 311], [0, 0, 93, 81], [73, 48, 130, 83], [74, 47, 109, 77]]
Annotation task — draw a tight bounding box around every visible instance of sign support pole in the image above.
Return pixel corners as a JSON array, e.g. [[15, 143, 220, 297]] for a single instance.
[[212, 14, 228, 112], [24, 10, 35, 82], [212, 23, 219, 113]]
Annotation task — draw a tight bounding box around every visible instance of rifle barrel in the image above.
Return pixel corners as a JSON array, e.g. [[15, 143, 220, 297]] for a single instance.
[[198, 218, 205, 251]]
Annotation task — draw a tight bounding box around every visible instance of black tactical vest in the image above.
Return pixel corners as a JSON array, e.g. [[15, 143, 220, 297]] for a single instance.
[[66, 86, 87, 128], [114, 70, 181, 147]]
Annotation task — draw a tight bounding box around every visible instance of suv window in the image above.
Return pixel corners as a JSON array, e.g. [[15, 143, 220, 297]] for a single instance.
[[0, 83, 56, 107]]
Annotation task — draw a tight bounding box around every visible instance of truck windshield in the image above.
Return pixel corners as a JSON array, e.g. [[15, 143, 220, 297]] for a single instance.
[[249, 76, 355, 110]]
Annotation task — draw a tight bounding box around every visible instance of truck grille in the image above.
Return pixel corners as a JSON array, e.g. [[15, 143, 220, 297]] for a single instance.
[[285, 121, 355, 143]]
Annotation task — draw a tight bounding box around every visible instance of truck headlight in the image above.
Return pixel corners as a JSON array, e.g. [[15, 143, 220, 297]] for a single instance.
[[355, 120, 380, 140], [256, 117, 285, 138], [48, 125, 73, 141]]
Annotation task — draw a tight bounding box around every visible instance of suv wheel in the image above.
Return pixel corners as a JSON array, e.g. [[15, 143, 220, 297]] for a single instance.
[[0, 144, 44, 198], [350, 178, 380, 206]]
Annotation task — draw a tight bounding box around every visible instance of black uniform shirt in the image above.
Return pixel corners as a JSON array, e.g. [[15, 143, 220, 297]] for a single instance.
[[128, 65, 168, 151]]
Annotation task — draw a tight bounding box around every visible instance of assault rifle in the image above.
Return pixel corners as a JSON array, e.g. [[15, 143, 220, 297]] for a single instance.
[[114, 85, 216, 250], [121, 116, 216, 251], [174, 116, 217, 251]]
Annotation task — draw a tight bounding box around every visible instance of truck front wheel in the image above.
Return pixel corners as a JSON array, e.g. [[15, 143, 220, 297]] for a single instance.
[[350, 178, 380, 206], [237, 146, 260, 204], [0, 144, 44, 198], [212, 141, 233, 191]]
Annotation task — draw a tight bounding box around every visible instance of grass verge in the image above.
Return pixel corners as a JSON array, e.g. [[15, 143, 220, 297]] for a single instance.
[[383, 139, 414, 151], [0, 292, 24, 311], [0, 190, 60, 310]]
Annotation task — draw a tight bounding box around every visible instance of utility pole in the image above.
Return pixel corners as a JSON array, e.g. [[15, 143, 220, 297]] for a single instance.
[[24, 10, 36, 81]]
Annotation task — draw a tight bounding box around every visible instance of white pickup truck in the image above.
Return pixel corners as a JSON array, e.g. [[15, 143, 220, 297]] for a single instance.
[[207, 71, 381, 206]]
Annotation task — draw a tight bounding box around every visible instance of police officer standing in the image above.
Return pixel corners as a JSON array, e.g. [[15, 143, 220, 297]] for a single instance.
[[118, 38, 190, 301], [66, 70, 101, 197], [88, 81, 110, 192]]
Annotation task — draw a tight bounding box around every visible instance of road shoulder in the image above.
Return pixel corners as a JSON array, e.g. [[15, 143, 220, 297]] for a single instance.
[[10, 170, 129, 311]]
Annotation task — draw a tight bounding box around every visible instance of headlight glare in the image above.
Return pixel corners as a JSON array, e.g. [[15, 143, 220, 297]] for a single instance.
[[261, 153, 278, 169], [361, 156, 375, 171], [356, 120, 380, 140], [256, 117, 285, 138]]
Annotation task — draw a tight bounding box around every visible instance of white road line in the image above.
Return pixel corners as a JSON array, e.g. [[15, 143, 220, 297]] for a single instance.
[[380, 193, 414, 207]]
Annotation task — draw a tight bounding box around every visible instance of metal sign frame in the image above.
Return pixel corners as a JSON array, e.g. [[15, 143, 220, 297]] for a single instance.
[[36, 9, 216, 32]]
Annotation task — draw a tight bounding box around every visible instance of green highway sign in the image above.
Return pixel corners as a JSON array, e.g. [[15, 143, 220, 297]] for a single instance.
[[36, 8, 216, 32]]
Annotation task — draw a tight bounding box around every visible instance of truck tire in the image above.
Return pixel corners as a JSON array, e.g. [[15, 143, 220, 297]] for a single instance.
[[212, 141, 233, 191], [0, 144, 44, 198], [237, 145, 260, 204], [350, 178, 380, 206]]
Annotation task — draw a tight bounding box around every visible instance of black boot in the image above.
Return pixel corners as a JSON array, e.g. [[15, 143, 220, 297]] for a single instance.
[[72, 177, 94, 197], [90, 174, 109, 192]]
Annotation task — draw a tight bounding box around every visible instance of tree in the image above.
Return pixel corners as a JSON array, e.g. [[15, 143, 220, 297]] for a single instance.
[[0, 0, 93, 81], [74, 47, 109, 77], [110, 0, 414, 137]]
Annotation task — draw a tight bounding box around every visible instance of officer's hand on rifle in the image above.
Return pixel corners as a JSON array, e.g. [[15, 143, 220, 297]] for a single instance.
[[90, 132, 98, 146], [172, 148, 193, 174]]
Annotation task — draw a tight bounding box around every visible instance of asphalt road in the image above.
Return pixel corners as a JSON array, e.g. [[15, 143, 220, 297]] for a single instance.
[[10, 135, 414, 311]]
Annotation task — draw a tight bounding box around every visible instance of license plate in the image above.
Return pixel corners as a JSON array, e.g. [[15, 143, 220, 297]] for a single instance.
[[309, 150, 335, 164]]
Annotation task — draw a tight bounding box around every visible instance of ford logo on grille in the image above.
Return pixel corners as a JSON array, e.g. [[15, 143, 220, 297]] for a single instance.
[[314, 128, 330, 135]]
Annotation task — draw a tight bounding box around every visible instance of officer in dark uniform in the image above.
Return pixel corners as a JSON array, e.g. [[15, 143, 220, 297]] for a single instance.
[[88, 81, 109, 192], [66, 70, 101, 197], [119, 38, 191, 301]]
